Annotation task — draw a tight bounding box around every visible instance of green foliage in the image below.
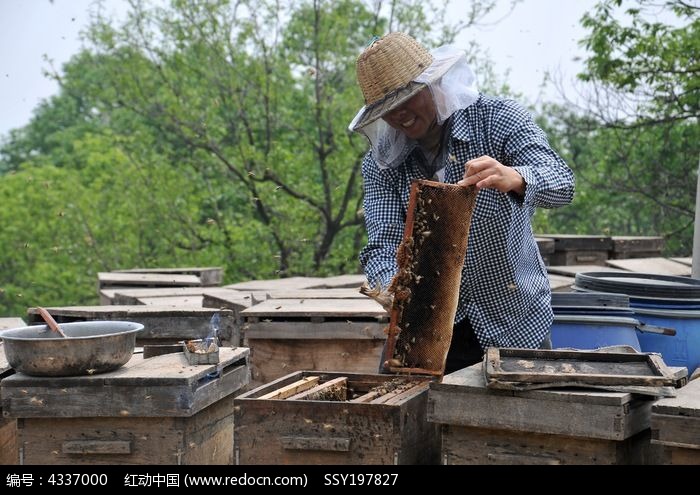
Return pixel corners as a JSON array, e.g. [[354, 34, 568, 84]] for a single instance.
[[0, 0, 503, 316], [580, 0, 699, 124]]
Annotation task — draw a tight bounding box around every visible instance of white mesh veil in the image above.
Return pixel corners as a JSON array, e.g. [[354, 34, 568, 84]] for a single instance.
[[350, 45, 479, 169]]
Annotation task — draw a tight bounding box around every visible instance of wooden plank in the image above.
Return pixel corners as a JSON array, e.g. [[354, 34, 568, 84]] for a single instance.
[[384, 382, 431, 405], [286, 377, 348, 401], [671, 257, 692, 267], [264, 288, 367, 299], [547, 265, 628, 277], [651, 414, 700, 449], [136, 295, 203, 306], [244, 321, 387, 340], [441, 425, 650, 465], [114, 267, 223, 286], [258, 377, 320, 400], [246, 339, 384, 388], [537, 234, 614, 251], [547, 274, 575, 291], [25, 305, 239, 345], [0, 318, 26, 330], [241, 298, 387, 319], [605, 258, 691, 276], [534, 237, 555, 254], [550, 250, 609, 266], [652, 377, 700, 418], [280, 436, 350, 452], [304, 274, 368, 289], [370, 382, 425, 404], [610, 236, 664, 255], [225, 277, 327, 291], [112, 287, 241, 305], [98, 272, 203, 288]]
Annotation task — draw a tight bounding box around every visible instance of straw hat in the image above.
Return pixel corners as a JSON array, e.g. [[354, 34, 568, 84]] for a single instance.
[[352, 32, 452, 131]]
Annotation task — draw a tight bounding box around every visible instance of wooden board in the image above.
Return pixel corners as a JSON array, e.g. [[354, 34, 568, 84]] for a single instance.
[[25, 305, 239, 346], [225, 277, 327, 291], [2, 347, 249, 418], [98, 272, 204, 288], [234, 371, 439, 465], [547, 273, 575, 292], [605, 258, 691, 276], [441, 425, 651, 465], [534, 237, 555, 254], [136, 295, 204, 306], [110, 287, 249, 305], [672, 257, 692, 267], [485, 347, 677, 388], [537, 234, 614, 251], [241, 298, 387, 321], [0, 318, 25, 330], [306, 274, 368, 289], [429, 363, 652, 441], [264, 288, 368, 299], [114, 267, 223, 286], [651, 378, 700, 462], [610, 236, 664, 257], [550, 250, 609, 266], [246, 338, 384, 389]]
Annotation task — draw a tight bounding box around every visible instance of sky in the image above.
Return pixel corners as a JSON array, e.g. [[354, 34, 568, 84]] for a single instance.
[[0, 0, 598, 139]]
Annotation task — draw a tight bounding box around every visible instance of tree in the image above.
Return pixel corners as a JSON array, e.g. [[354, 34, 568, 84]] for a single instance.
[[535, 0, 699, 255], [0, 0, 506, 315]]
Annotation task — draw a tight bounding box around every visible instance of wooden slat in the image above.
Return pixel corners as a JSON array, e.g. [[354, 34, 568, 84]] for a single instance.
[[98, 272, 203, 287], [653, 377, 700, 418], [114, 267, 223, 286], [370, 382, 423, 404], [536, 234, 614, 251], [241, 298, 387, 319], [605, 258, 691, 276], [304, 274, 368, 289], [264, 289, 367, 299], [136, 295, 204, 306], [286, 377, 347, 401], [0, 318, 26, 330], [225, 277, 327, 291], [547, 274, 575, 292], [111, 287, 245, 305], [244, 321, 387, 340], [671, 257, 692, 267], [258, 377, 320, 400]]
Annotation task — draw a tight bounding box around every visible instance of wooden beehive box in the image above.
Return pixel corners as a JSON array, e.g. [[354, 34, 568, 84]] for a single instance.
[[241, 298, 388, 388], [538, 234, 613, 266], [535, 236, 555, 265], [1, 347, 249, 465], [610, 236, 665, 260], [25, 305, 239, 346], [0, 317, 24, 465], [428, 363, 654, 464], [651, 377, 700, 464], [234, 371, 440, 464]]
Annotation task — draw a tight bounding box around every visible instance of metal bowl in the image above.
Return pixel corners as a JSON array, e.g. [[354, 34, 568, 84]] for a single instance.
[[0, 321, 144, 376]]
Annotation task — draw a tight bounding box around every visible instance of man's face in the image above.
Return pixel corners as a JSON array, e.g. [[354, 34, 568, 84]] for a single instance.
[[382, 88, 437, 140]]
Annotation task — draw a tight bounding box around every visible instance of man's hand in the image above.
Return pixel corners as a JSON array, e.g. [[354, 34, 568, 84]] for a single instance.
[[360, 283, 394, 312], [457, 155, 525, 196]]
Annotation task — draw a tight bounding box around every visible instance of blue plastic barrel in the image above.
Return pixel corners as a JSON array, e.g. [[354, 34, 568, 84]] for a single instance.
[[551, 315, 643, 351], [634, 307, 700, 375]]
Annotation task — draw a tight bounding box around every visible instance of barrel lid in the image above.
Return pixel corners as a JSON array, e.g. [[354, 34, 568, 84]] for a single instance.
[[574, 272, 700, 299]]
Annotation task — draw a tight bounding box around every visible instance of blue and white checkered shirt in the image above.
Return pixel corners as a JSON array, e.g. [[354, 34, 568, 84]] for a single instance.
[[359, 94, 575, 349]]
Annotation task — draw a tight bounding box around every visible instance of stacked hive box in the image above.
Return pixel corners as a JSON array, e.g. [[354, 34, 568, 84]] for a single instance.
[[428, 364, 654, 464], [234, 371, 440, 464], [2, 347, 249, 464]]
